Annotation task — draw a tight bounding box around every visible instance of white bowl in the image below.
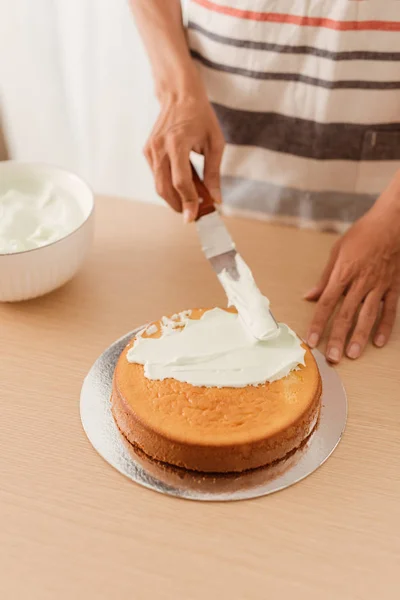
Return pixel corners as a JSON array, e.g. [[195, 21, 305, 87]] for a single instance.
[[0, 162, 94, 302]]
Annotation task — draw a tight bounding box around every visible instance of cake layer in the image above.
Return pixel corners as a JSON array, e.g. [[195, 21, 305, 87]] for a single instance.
[[111, 309, 322, 473]]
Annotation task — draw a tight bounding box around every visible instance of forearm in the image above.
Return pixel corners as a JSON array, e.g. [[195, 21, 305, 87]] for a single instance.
[[130, 0, 201, 100]]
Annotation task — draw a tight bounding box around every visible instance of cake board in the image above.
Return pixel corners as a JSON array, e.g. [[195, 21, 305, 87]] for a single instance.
[[80, 328, 347, 502]]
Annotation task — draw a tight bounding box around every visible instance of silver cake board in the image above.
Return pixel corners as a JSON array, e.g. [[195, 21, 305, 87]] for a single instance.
[[80, 329, 347, 502]]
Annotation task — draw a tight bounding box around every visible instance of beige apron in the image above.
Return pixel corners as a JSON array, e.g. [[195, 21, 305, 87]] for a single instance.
[[187, 0, 400, 231]]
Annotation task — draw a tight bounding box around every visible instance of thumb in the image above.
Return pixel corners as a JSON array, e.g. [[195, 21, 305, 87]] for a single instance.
[[304, 244, 339, 301], [304, 281, 327, 301]]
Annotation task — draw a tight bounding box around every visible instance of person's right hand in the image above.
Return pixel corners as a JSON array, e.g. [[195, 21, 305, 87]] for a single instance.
[[144, 86, 225, 223]]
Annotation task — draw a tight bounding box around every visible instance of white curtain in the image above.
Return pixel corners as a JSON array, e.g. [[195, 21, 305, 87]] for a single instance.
[[0, 0, 166, 203]]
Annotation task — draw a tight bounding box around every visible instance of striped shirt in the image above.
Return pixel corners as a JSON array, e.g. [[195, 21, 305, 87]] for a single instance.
[[187, 0, 400, 232]]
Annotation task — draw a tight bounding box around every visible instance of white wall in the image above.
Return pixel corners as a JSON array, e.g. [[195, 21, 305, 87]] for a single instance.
[[0, 0, 163, 202]]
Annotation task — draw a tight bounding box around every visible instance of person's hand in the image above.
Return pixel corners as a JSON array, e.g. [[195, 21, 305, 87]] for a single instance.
[[305, 193, 400, 363], [144, 83, 225, 223]]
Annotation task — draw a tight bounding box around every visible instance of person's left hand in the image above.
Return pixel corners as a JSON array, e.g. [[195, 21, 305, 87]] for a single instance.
[[305, 189, 400, 363]]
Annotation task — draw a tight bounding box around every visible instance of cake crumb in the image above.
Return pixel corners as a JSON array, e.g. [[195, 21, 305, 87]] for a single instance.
[[145, 324, 158, 336]]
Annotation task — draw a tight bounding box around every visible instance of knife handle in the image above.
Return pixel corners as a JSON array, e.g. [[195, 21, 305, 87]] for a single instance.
[[191, 162, 216, 220]]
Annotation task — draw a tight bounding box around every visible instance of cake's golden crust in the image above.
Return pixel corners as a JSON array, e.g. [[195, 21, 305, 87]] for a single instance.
[[111, 309, 322, 473]]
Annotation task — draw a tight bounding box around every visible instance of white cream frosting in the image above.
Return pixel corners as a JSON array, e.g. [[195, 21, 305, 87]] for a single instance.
[[127, 308, 305, 388], [219, 254, 279, 341], [0, 184, 83, 253], [196, 211, 278, 341]]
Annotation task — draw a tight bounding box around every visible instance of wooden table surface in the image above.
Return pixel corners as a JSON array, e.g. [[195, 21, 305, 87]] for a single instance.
[[1, 198, 399, 600]]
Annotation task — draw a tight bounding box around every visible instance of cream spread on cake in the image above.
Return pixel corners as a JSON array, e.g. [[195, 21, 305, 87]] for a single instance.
[[127, 308, 305, 388], [0, 184, 83, 253]]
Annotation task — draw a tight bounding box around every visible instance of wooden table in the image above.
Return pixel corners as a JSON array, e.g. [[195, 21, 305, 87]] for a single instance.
[[1, 198, 399, 600]]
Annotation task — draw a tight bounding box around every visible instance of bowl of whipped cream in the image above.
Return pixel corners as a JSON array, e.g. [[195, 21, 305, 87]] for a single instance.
[[0, 161, 94, 301]]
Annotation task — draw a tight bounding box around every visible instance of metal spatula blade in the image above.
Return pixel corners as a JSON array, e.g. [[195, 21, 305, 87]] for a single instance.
[[192, 165, 279, 340]]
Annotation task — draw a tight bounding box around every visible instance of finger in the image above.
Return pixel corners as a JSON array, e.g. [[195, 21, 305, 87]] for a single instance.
[[168, 140, 198, 223], [304, 242, 340, 301], [143, 141, 154, 169], [325, 280, 369, 363], [307, 264, 350, 349], [154, 155, 182, 213], [203, 134, 224, 204], [144, 128, 164, 171], [346, 289, 384, 359], [374, 289, 399, 348]]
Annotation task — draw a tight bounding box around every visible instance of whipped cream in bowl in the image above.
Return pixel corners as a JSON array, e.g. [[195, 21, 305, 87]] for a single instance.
[[0, 184, 85, 254], [0, 162, 94, 301]]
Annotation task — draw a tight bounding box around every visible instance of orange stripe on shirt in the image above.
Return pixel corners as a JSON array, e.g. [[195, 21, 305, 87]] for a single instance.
[[192, 0, 400, 32]]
